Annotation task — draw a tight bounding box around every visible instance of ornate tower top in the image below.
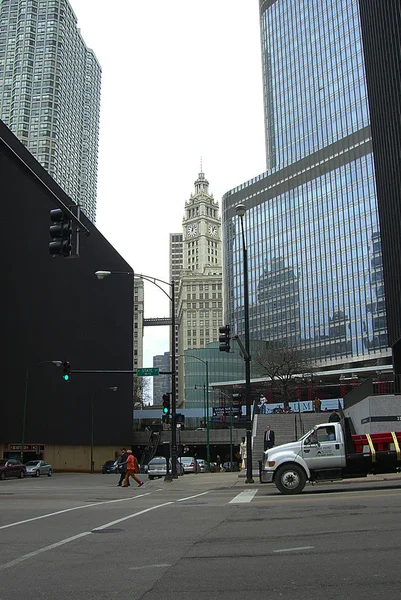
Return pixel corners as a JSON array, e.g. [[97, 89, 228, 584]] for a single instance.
[[194, 169, 209, 196]]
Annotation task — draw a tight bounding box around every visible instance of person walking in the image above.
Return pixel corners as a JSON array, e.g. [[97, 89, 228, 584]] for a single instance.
[[122, 450, 144, 488], [328, 409, 341, 422], [263, 425, 275, 451], [117, 448, 129, 487], [240, 437, 247, 470], [313, 397, 321, 412]]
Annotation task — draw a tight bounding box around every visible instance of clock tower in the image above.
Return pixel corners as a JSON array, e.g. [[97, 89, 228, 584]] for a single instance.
[[175, 168, 224, 408], [183, 169, 222, 271]]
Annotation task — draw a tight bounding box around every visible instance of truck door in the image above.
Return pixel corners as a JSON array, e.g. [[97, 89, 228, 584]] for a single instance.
[[301, 425, 346, 470]]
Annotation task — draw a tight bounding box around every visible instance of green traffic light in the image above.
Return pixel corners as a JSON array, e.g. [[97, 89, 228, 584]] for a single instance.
[[63, 374, 70, 382], [162, 407, 169, 414]]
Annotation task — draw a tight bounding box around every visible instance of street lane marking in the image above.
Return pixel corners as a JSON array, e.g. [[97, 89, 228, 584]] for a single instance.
[[177, 491, 210, 502], [274, 546, 314, 553], [229, 489, 258, 503], [0, 501, 174, 571], [129, 564, 170, 571], [256, 489, 401, 503], [0, 492, 152, 530]]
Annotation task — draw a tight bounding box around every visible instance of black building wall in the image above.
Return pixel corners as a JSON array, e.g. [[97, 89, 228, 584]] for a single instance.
[[358, 1, 401, 354], [0, 120, 134, 447]]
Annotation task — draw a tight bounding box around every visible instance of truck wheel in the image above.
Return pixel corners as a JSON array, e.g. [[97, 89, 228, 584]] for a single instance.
[[275, 464, 306, 494]]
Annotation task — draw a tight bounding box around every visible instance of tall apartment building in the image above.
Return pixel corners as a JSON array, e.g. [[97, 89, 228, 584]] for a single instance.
[[0, 0, 101, 222], [176, 170, 224, 406], [133, 277, 144, 373], [222, 0, 391, 377], [169, 232, 183, 403]]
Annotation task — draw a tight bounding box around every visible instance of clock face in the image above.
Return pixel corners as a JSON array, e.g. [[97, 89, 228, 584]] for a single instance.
[[208, 224, 218, 237], [187, 223, 198, 237]]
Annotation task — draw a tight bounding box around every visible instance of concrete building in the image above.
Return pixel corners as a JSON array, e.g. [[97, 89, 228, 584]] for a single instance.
[[0, 0, 101, 222], [169, 233, 183, 402], [134, 277, 144, 373], [176, 170, 224, 407], [152, 352, 171, 406], [0, 120, 133, 471], [358, 0, 401, 385], [221, 0, 392, 394]]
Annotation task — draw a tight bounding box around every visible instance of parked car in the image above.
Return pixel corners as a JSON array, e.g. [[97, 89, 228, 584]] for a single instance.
[[148, 456, 184, 480], [222, 461, 239, 472], [102, 460, 119, 474], [196, 459, 208, 472], [25, 460, 52, 477], [179, 456, 198, 473], [209, 462, 217, 473], [0, 459, 26, 480]]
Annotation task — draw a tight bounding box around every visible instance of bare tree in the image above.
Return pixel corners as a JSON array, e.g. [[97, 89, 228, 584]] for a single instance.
[[253, 344, 313, 408], [133, 376, 152, 409]]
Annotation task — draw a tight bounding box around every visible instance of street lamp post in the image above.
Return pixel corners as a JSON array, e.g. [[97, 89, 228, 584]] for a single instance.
[[235, 204, 254, 484], [180, 354, 210, 466], [91, 386, 118, 473], [21, 360, 63, 463], [95, 270, 178, 479]]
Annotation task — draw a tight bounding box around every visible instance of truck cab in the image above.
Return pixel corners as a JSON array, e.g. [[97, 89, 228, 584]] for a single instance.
[[260, 421, 401, 494], [260, 422, 347, 494]]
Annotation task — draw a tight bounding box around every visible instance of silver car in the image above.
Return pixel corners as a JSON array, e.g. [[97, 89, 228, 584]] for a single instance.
[[179, 456, 198, 473], [25, 460, 52, 477], [148, 456, 184, 480]]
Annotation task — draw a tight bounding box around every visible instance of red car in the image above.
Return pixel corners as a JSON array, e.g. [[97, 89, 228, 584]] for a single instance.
[[0, 459, 26, 480]]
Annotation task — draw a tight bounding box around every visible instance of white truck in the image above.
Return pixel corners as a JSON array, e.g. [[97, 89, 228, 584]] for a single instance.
[[260, 421, 401, 494]]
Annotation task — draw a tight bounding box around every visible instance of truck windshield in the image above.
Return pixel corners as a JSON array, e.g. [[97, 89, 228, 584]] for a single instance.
[[298, 428, 316, 441]]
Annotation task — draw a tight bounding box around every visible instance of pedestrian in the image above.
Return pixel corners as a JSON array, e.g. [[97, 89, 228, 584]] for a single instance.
[[116, 447, 129, 487], [259, 394, 268, 414], [216, 454, 221, 472], [122, 450, 144, 487], [240, 437, 247, 470], [263, 425, 275, 451], [328, 409, 341, 423], [313, 397, 321, 412]]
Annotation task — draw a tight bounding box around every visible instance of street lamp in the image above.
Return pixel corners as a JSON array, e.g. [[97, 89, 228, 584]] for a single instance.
[[235, 203, 254, 484], [21, 360, 63, 463], [95, 270, 178, 479], [180, 354, 210, 466], [91, 386, 118, 473]]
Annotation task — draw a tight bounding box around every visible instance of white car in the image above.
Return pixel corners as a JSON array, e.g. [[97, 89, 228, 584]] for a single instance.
[[25, 460, 52, 477]]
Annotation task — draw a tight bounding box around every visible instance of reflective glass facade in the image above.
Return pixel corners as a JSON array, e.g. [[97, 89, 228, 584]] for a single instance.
[[222, 0, 390, 368], [262, 0, 369, 171]]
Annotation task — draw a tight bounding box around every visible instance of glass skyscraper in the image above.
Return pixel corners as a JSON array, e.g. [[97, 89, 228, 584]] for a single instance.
[[222, 0, 390, 369], [0, 0, 101, 223]]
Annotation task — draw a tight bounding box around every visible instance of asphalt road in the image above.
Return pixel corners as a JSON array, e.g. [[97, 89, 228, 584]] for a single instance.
[[1, 471, 401, 599]]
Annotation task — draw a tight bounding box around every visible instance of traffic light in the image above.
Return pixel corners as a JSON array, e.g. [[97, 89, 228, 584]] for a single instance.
[[219, 325, 231, 352], [162, 393, 170, 414], [49, 208, 72, 257], [62, 361, 71, 382]]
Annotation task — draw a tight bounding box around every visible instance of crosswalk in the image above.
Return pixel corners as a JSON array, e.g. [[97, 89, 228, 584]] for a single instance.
[[229, 488, 259, 503]]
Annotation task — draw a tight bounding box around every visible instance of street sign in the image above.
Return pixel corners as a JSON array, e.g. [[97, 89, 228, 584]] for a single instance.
[[137, 367, 159, 377], [212, 406, 241, 417]]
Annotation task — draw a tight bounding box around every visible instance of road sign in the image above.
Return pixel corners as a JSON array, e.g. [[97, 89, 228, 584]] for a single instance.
[[212, 406, 242, 417], [137, 367, 159, 377]]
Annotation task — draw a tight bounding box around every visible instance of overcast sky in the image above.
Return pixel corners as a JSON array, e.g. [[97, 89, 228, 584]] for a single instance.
[[69, 0, 266, 367]]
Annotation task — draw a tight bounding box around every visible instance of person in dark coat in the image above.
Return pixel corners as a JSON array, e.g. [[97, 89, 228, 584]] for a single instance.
[[117, 448, 130, 486], [328, 410, 341, 423], [263, 425, 275, 451]]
